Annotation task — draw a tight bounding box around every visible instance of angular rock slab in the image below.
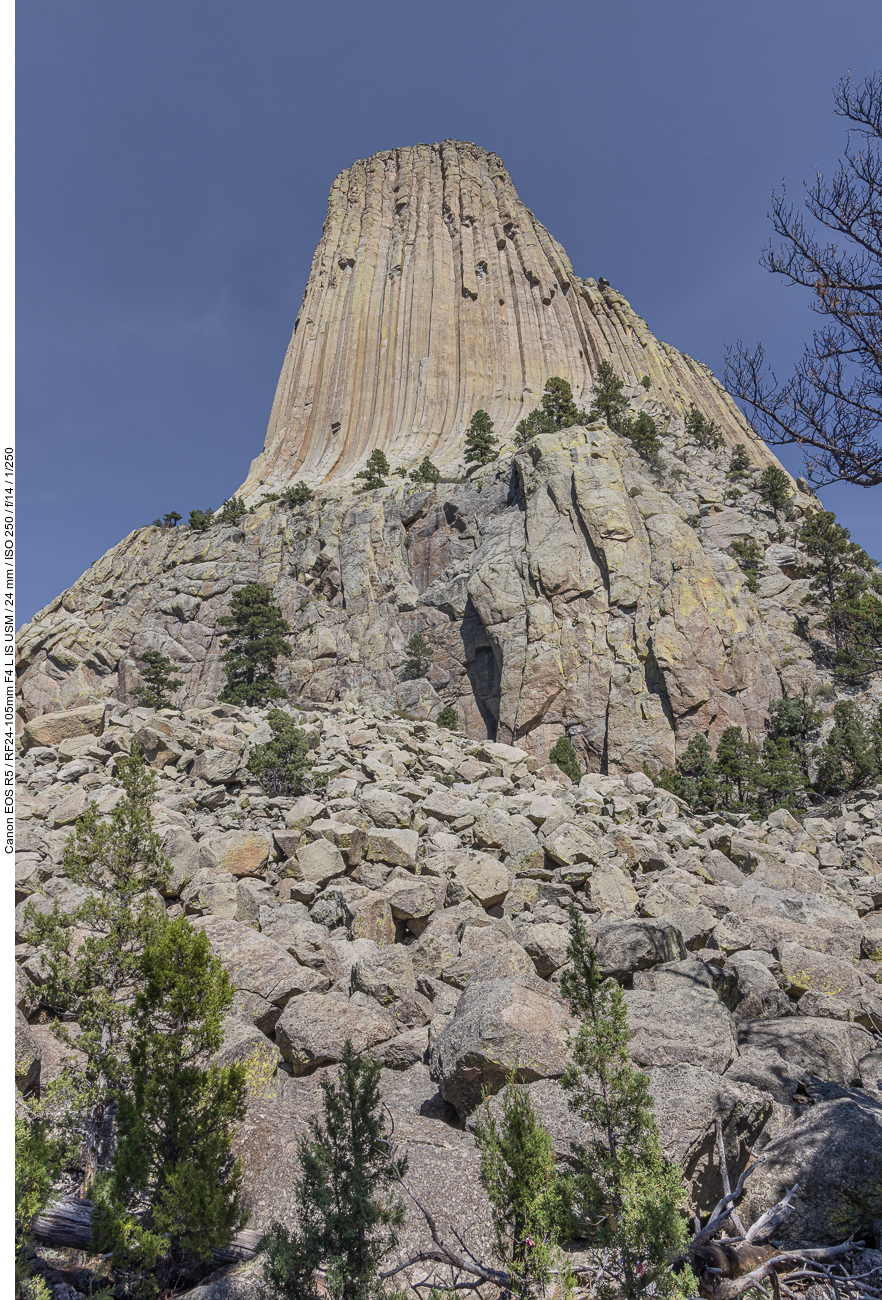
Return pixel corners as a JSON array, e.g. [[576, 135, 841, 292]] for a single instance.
[[275, 993, 397, 1074]]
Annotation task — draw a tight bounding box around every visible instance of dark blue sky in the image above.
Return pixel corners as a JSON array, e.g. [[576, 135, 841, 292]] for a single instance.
[[17, 0, 881, 625]]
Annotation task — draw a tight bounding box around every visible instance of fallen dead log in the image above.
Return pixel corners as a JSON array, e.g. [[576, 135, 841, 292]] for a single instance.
[[31, 1197, 263, 1267]]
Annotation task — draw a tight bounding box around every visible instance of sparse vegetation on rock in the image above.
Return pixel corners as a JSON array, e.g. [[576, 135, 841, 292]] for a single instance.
[[133, 649, 183, 709], [219, 583, 292, 706], [355, 449, 390, 492], [464, 409, 498, 466]]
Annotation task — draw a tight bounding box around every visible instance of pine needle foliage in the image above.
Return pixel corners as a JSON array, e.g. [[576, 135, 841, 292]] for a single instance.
[[549, 736, 582, 783], [685, 405, 723, 450], [248, 708, 325, 796], [133, 649, 183, 709], [475, 1077, 570, 1299], [218, 495, 248, 524], [588, 362, 662, 468], [24, 752, 170, 1186], [408, 457, 441, 485], [403, 632, 433, 679], [262, 1041, 406, 1300], [560, 912, 695, 1300], [464, 409, 499, 466], [731, 538, 765, 593], [15, 1114, 68, 1257], [282, 483, 315, 505], [798, 509, 882, 678], [219, 583, 291, 706], [356, 450, 390, 491], [814, 700, 882, 793], [92, 917, 248, 1294], [757, 466, 793, 518], [188, 508, 215, 531], [728, 445, 752, 478], [436, 704, 458, 730]]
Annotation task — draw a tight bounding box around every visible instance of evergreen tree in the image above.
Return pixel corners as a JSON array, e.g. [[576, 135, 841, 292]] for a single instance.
[[93, 917, 247, 1294], [355, 450, 390, 491], [281, 483, 315, 505], [625, 411, 663, 469], [549, 736, 582, 783], [133, 649, 183, 709], [464, 409, 499, 467], [731, 538, 765, 593], [714, 726, 759, 811], [798, 510, 882, 677], [436, 704, 458, 730], [403, 632, 433, 679], [15, 1114, 68, 1264], [262, 1041, 405, 1300], [218, 583, 291, 706], [162, 511, 182, 528], [515, 406, 556, 445], [218, 495, 248, 523], [767, 691, 823, 779], [25, 753, 170, 1187], [248, 708, 325, 796], [727, 444, 752, 478], [673, 734, 717, 812], [757, 465, 793, 519], [588, 360, 630, 429], [539, 376, 583, 429], [560, 911, 695, 1300], [475, 1077, 568, 1299], [408, 457, 441, 485], [188, 508, 215, 531], [755, 736, 807, 815], [814, 700, 882, 793], [685, 405, 723, 450]]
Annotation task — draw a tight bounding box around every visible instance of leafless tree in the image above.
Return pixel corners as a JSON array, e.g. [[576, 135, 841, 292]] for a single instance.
[[725, 72, 882, 489]]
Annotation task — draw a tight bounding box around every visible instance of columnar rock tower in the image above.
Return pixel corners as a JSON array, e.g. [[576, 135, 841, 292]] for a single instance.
[[241, 140, 770, 495]]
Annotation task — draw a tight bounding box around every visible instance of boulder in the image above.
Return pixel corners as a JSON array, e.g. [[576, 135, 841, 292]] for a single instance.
[[211, 1017, 283, 1098], [275, 993, 397, 1074], [181, 868, 238, 919], [16, 1008, 40, 1093], [429, 972, 574, 1116], [365, 828, 420, 870], [369, 1026, 430, 1070], [235, 878, 278, 928], [543, 822, 602, 867], [160, 826, 204, 896], [193, 916, 329, 1032], [258, 912, 340, 979], [382, 875, 446, 928], [517, 921, 570, 977], [16, 962, 40, 1017], [51, 788, 89, 828], [448, 850, 509, 908], [191, 746, 242, 784], [590, 917, 687, 980], [359, 785, 413, 828], [283, 795, 326, 830], [734, 1017, 875, 1090], [347, 894, 396, 945], [444, 934, 535, 989], [22, 704, 105, 751], [409, 929, 462, 982], [292, 837, 348, 888], [740, 1096, 882, 1246], [203, 831, 271, 878], [624, 985, 738, 1074], [588, 866, 639, 915]]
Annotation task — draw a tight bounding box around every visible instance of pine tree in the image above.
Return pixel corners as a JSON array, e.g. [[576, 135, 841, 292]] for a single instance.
[[755, 736, 807, 815], [767, 691, 823, 779], [515, 406, 556, 445], [798, 510, 882, 677], [539, 376, 583, 429], [281, 483, 315, 505], [408, 457, 441, 485], [727, 445, 752, 478], [403, 632, 432, 679], [560, 911, 695, 1300], [218, 495, 248, 523], [714, 726, 759, 811], [262, 1041, 406, 1300], [188, 507, 215, 531], [673, 734, 718, 811], [685, 405, 723, 450], [25, 752, 171, 1187], [162, 511, 182, 527], [464, 409, 498, 467], [15, 1114, 68, 1263], [133, 649, 183, 709], [731, 538, 765, 593], [355, 450, 390, 491], [757, 465, 793, 519], [625, 411, 663, 468], [588, 360, 630, 430], [436, 704, 458, 730], [814, 700, 882, 793], [92, 917, 248, 1293], [549, 735, 581, 783], [218, 583, 291, 706], [475, 1077, 568, 1299], [248, 708, 325, 796]]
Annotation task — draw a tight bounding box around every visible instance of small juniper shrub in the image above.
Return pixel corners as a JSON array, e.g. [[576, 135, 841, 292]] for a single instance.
[[549, 736, 581, 783], [188, 508, 215, 531], [436, 704, 458, 730], [728, 444, 752, 478], [217, 495, 248, 523]]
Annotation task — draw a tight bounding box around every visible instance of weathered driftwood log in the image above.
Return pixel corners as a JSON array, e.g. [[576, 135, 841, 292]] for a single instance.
[[31, 1197, 263, 1266]]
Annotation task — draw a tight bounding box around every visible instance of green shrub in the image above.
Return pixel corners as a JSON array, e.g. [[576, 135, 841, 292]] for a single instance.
[[728, 444, 752, 478], [436, 704, 458, 730], [281, 482, 315, 505], [403, 632, 432, 679], [640, 374, 651, 389], [549, 736, 581, 783], [814, 700, 882, 793], [757, 465, 793, 518], [188, 507, 215, 531], [248, 709, 325, 796], [799, 509, 882, 678], [731, 537, 764, 592], [685, 404, 723, 450], [217, 495, 248, 523], [409, 457, 441, 485]]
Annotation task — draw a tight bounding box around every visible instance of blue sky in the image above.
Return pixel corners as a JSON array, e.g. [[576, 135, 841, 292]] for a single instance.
[[17, 0, 882, 624]]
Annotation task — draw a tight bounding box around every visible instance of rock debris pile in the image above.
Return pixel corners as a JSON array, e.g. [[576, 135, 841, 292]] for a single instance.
[[15, 698, 882, 1274]]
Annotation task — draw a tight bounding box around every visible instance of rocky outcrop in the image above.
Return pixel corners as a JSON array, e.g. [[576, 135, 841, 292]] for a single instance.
[[241, 140, 776, 493]]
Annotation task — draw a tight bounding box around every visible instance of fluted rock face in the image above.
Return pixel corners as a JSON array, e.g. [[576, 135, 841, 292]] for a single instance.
[[241, 140, 772, 494]]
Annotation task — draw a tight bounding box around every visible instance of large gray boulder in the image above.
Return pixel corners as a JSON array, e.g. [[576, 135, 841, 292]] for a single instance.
[[731, 1017, 875, 1093], [624, 985, 738, 1074], [429, 972, 574, 1116], [590, 917, 687, 980], [275, 992, 397, 1074], [192, 916, 329, 1032]]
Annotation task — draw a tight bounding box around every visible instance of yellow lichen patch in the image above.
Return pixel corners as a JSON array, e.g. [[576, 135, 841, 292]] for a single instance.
[[240, 1044, 278, 1099]]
